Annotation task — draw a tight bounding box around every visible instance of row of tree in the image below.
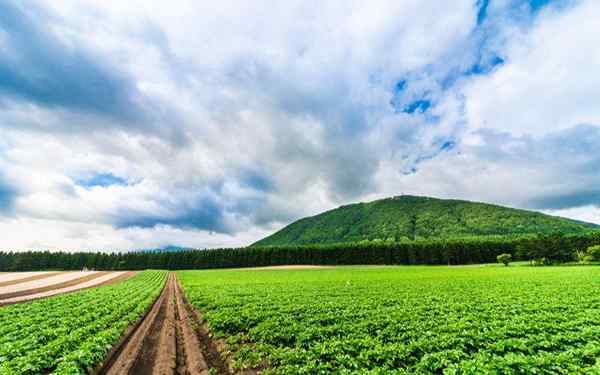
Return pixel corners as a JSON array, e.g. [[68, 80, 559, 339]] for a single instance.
[[1, 232, 600, 271]]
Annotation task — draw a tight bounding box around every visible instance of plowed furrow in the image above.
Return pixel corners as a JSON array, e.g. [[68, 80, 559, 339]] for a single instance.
[[173, 277, 209, 375], [101, 273, 233, 375]]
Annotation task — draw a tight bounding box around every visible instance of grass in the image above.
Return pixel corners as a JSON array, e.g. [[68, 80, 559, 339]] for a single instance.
[[178, 265, 600, 374]]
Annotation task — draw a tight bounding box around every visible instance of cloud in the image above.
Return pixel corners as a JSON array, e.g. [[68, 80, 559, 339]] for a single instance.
[[370, 123, 600, 220], [0, 2, 141, 121], [115, 194, 227, 232], [463, 0, 600, 136], [0, 1, 189, 146], [0, 0, 599, 250]]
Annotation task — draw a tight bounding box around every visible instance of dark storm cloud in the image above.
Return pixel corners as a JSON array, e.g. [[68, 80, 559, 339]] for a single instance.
[[0, 2, 188, 145], [115, 194, 229, 232], [0, 2, 142, 121], [530, 190, 600, 210], [113, 169, 277, 233]]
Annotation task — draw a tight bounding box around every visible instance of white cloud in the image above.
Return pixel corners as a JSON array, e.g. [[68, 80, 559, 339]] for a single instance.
[[464, 0, 600, 136], [1, 0, 600, 251]]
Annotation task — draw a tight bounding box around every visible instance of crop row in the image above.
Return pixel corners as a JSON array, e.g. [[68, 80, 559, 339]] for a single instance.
[[0, 270, 167, 375], [178, 266, 600, 374]]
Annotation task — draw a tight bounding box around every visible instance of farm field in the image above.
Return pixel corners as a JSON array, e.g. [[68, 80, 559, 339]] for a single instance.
[[0, 270, 167, 374], [0, 271, 135, 305], [178, 265, 600, 374]]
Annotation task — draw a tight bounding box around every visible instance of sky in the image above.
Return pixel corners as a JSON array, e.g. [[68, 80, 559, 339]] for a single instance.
[[0, 0, 599, 251]]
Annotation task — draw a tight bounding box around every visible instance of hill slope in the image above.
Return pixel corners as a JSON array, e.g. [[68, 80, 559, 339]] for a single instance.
[[253, 195, 598, 246]]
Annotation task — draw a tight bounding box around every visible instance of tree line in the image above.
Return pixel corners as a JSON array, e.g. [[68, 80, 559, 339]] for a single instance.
[[1, 231, 600, 271]]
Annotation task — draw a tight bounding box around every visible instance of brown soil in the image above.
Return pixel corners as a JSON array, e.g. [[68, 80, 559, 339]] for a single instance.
[[0, 272, 65, 288], [0, 272, 111, 300], [99, 273, 259, 375]]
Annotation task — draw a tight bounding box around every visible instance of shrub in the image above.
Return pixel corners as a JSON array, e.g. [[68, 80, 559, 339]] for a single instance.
[[575, 250, 589, 263], [587, 245, 600, 261], [497, 253, 512, 266]]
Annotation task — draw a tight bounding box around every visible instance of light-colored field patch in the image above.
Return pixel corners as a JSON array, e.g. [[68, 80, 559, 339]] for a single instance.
[[0, 272, 56, 284], [0, 271, 133, 304], [0, 272, 65, 288], [0, 271, 100, 295]]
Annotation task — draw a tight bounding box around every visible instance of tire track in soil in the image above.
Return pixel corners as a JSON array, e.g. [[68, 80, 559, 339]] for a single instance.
[[100, 272, 235, 375]]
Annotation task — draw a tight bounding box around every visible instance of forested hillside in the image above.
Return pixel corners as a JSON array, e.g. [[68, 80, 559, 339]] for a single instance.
[[253, 195, 598, 246]]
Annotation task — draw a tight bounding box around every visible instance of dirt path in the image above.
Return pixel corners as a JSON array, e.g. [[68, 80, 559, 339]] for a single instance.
[[99, 273, 233, 375]]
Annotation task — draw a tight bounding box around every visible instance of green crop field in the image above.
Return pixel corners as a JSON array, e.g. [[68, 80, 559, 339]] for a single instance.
[[0, 270, 167, 375], [178, 266, 600, 374]]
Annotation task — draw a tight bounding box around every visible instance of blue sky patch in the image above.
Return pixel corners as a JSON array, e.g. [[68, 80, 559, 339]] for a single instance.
[[403, 99, 431, 114], [394, 80, 407, 93], [440, 140, 456, 151], [529, 0, 554, 13], [0, 176, 16, 212], [477, 0, 490, 25], [466, 55, 505, 76], [77, 173, 128, 188]]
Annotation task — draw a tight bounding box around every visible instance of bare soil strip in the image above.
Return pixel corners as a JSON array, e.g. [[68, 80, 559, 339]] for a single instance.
[[0, 271, 99, 295], [0, 271, 108, 300], [100, 275, 170, 375], [0, 271, 60, 284], [173, 280, 209, 374], [0, 272, 65, 287], [0, 271, 137, 305], [100, 273, 245, 375]]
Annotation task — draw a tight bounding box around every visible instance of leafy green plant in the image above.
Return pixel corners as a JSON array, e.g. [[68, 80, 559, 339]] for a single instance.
[[178, 266, 600, 374], [0, 270, 167, 374], [587, 245, 600, 261]]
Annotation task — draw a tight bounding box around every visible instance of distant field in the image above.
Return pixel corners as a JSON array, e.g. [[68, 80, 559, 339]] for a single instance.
[[0, 271, 135, 305], [178, 265, 600, 373]]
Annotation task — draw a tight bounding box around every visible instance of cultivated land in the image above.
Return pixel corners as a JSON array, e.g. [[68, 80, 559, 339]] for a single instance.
[[0, 270, 246, 374], [101, 273, 227, 375], [0, 271, 167, 374], [177, 266, 600, 374], [0, 271, 135, 305], [3, 265, 600, 374]]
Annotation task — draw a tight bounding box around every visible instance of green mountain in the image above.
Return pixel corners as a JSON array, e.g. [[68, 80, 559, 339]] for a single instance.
[[253, 195, 599, 246]]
